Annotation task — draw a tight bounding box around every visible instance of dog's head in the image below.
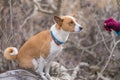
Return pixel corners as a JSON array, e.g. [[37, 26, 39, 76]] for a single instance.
[[54, 16, 83, 32]]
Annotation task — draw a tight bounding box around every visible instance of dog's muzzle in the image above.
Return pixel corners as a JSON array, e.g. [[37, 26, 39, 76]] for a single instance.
[[79, 27, 83, 30]]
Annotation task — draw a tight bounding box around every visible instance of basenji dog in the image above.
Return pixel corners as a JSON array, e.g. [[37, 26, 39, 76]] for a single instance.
[[4, 16, 83, 80]]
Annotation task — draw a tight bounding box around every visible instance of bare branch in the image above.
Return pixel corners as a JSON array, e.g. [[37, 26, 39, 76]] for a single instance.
[[97, 39, 120, 80], [19, 12, 35, 30], [97, 73, 111, 80], [9, 0, 13, 34], [48, 0, 57, 10], [33, 0, 54, 14], [94, 18, 111, 53]]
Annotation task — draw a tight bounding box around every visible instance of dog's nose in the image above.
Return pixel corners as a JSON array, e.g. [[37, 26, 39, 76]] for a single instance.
[[79, 27, 83, 30]]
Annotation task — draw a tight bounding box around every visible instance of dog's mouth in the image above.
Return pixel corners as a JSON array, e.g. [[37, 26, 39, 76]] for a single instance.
[[72, 30, 83, 34], [74, 27, 83, 32], [79, 27, 83, 30], [74, 25, 83, 32]]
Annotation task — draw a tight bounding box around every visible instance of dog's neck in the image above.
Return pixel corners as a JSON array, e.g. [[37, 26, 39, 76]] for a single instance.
[[50, 24, 70, 43]]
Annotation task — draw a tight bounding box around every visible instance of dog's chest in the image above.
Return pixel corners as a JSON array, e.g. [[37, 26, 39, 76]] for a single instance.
[[47, 41, 62, 59]]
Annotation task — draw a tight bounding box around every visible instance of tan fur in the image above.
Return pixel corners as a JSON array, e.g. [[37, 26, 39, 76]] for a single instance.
[[56, 16, 76, 32], [4, 30, 52, 69], [4, 47, 17, 60], [17, 30, 52, 68], [4, 16, 79, 69]]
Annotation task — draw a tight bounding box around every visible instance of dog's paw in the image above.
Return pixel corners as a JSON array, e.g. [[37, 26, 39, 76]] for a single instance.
[[46, 73, 51, 80], [41, 75, 48, 80]]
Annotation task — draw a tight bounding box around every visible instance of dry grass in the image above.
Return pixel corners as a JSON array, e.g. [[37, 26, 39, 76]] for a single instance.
[[0, 0, 120, 80]]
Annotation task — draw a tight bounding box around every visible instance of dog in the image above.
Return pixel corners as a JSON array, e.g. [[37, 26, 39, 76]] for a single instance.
[[104, 18, 120, 35], [4, 15, 83, 80]]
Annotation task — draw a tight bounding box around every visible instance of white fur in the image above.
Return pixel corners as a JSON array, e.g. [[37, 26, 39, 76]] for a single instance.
[[74, 19, 82, 32], [32, 16, 83, 80], [47, 41, 62, 60], [74, 22, 82, 32], [32, 24, 68, 80], [32, 59, 38, 70], [45, 40, 63, 79], [32, 41, 62, 80], [32, 57, 47, 80], [44, 25, 65, 79], [50, 24, 70, 42], [10, 47, 18, 55]]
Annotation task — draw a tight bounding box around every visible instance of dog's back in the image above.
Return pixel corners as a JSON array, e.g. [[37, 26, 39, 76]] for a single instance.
[[4, 30, 52, 69]]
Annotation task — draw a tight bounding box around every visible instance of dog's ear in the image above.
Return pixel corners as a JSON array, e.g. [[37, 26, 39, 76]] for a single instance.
[[54, 16, 63, 27]]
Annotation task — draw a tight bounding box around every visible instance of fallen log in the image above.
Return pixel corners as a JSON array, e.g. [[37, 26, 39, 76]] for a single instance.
[[0, 62, 76, 80]]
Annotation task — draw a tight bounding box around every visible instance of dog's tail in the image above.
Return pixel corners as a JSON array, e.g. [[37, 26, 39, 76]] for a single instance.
[[4, 47, 18, 60]]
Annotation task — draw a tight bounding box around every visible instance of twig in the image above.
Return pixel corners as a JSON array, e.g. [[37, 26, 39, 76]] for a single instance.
[[3, 0, 16, 49], [110, 30, 116, 49], [93, 16, 120, 80], [8, 0, 14, 42], [111, 30, 116, 45], [33, 0, 54, 14], [19, 6, 37, 30], [48, 0, 57, 10], [19, 13, 34, 30], [94, 19, 111, 53], [91, 15, 119, 80], [80, 38, 112, 49], [19, 0, 54, 30], [61, 62, 89, 72], [97, 73, 111, 80], [9, 0, 13, 34], [96, 39, 120, 80], [0, 25, 7, 41], [86, 4, 111, 53], [103, 40, 119, 72], [19, 1, 39, 30]]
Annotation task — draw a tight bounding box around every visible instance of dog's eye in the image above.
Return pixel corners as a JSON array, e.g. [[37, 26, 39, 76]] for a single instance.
[[69, 21, 74, 26], [70, 21, 74, 24]]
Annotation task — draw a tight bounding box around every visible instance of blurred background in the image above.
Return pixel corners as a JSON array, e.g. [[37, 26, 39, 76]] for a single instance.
[[0, 0, 120, 80]]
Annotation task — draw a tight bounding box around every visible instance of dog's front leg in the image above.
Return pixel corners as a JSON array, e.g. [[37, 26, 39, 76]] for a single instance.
[[33, 57, 48, 80], [45, 61, 52, 80], [38, 57, 48, 80]]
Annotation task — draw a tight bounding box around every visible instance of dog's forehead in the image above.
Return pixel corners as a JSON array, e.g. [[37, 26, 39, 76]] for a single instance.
[[61, 16, 75, 22]]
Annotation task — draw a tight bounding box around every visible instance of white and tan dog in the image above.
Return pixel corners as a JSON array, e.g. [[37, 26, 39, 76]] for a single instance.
[[4, 16, 83, 80]]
